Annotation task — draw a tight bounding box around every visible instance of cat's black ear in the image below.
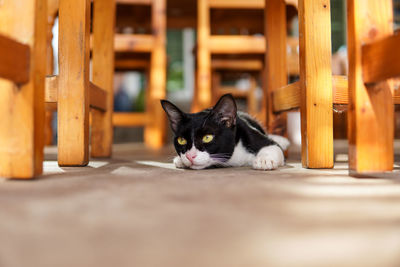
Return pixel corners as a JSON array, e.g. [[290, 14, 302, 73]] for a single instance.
[[211, 94, 237, 127], [160, 100, 185, 133]]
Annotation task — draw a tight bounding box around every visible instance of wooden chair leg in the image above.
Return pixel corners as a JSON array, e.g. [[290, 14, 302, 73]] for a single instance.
[[264, 0, 288, 136], [347, 0, 394, 175], [211, 71, 221, 104], [144, 0, 167, 149], [248, 74, 257, 116], [0, 0, 47, 178], [298, 0, 333, 168], [58, 0, 90, 166], [91, 0, 116, 158], [196, 0, 212, 111]]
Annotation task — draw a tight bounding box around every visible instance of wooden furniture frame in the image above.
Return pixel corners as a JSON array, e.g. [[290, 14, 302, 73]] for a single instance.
[[195, 0, 298, 128], [1, 0, 116, 178], [267, 0, 400, 174], [112, 0, 167, 149], [0, 0, 47, 178]]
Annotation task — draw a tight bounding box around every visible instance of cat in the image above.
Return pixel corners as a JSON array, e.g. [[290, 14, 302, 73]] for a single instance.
[[160, 94, 290, 170]]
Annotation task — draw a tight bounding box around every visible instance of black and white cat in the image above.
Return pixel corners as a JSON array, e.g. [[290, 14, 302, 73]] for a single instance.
[[160, 94, 290, 170]]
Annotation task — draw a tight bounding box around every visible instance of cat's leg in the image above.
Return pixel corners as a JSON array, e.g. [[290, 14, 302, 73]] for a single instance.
[[173, 156, 186, 169], [252, 145, 284, 170], [268, 134, 290, 151]]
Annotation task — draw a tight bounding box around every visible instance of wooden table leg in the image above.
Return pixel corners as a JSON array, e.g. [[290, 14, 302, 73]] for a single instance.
[[144, 0, 167, 149], [0, 0, 47, 178], [58, 0, 90, 166], [298, 0, 334, 168], [347, 0, 394, 175], [264, 0, 288, 136], [91, 0, 116, 158], [195, 0, 212, 111]]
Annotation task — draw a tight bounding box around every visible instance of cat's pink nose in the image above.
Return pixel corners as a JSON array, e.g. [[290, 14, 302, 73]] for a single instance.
[[186, 153, 197, 163]]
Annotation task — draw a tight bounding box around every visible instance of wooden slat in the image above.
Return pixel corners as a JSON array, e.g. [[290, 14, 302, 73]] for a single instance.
[[362, 33, 400, 84], [0, 0, 47, 178], [58, 0, 90, 166], [299, 0, 333, 168], [116, 0, 151, 4], [115, 59, 150, 70], [114, 34, 154, 52], [215, 87, 250, 98], [45, 76, 108, 112], [194, 0, 212, 112], [113, 112, 148, 126], [211, 59, 263, 70], [347, 0, 394, 174], [332, 75, 348, 104], [89, 82, 108, 112], [91, 0, 116, 157], [209, 35, 265, 54], [208, 0, 264, 9], [45, 75, 58, 103], [0, 34, 30, 84], [265, 0, 288, 135], [144, 0, 167, 148]]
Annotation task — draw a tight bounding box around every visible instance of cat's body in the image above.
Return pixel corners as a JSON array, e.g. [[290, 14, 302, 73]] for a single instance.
[[161, 94, 289, 170]]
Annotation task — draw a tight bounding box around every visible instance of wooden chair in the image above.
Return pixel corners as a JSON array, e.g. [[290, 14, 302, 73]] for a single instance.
[[112, 0, 167, 149], [194, 0, 299, 127], [0, 0, 116, 178], [0, 0, 47, 178], [266, 0, 400, 175]]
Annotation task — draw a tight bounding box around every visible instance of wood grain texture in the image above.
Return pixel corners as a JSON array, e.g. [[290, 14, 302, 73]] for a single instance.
[[58, 0, 90, 166], [113, 112, 149, 127], [91, 0, 116, 157], [298, 0, 333, 168], [347, 0, 394, 174], [362, 33, 400, 84], [264, 0, 288, 135], [209, 35, 265, 54], [0, 0, 47, 178], [195, 0, 212, 112], [0, 34, 30, 84], [212, 59, 263, 71], [208, 0, 264, 9], [114, 34, 154, 52], [144, 0, 167, 148], [272, 76, 350, 112]]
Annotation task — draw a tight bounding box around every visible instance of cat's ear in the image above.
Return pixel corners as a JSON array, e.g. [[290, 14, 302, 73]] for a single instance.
[[211, 94, 237, 127], [160, 100, 185, 133]]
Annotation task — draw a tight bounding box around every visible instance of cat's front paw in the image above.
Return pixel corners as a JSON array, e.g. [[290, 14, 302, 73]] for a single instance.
[[173, 156, 185, 169], [252, 145, 284, 170]]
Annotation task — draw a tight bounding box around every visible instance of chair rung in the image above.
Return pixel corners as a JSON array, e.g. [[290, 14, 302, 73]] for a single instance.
[[113, 112, 149, 127], [212, 59, 263, 71], [0, 34, 30, 84], [116, 0, 152, 5], [208, 0, 264, 9], [114, 34, 155, 53], [209, 35, 265, 54]]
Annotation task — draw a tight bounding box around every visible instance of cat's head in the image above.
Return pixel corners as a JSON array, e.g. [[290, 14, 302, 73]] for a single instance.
[[161, 94, 237, 169]]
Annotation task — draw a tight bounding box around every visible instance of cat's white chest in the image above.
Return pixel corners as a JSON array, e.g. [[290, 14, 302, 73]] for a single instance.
[[226, 141, 255, 167]]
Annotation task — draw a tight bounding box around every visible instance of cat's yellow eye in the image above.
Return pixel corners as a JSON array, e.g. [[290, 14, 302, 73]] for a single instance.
[[202, 134, 214, 143], [177, 137, 187, 145]]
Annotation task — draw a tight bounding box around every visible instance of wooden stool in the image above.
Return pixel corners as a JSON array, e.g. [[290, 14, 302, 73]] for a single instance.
[[0, 0, 47, 178], [112, 0, 167, 149], [347, 0, 400, 175], [194, 0, 299, 128]]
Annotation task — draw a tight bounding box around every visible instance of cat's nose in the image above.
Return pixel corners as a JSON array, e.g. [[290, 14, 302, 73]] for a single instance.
[[186, 153, 197, 163]]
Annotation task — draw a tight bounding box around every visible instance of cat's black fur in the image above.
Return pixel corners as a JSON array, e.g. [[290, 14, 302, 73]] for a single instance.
[[161, 94, 280, 168]]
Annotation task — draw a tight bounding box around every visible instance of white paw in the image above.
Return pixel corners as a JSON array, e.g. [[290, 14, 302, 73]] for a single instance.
[[173, 156, 185, 169], [268, 135, 290, 151], [252, 145, 284, 170]]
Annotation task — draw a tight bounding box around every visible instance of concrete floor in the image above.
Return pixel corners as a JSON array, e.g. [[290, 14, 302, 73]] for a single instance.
[[1, 142, 400, 267]]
